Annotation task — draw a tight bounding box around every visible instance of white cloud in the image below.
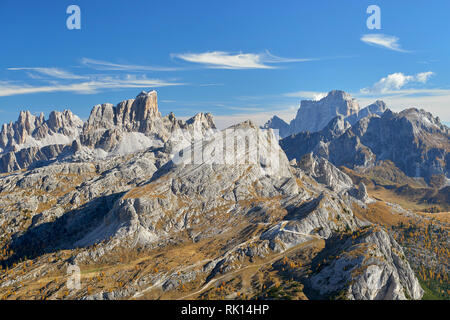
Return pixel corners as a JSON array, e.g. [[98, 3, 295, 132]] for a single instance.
[[361, 34, 408, 52], [0, 77, 183, 97], [361, 71, 435, 94], [172, 50, 313, 69], [81, 58, 181, 71], [7, 67, 88, 80], [416, 71, 434, 83], [173, 51, 273, 69]]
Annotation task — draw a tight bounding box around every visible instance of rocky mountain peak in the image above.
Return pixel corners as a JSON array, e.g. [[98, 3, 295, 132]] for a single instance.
[[186, 112, 216, 128], [282, 106, 450, 186], [46, 110, 83, 135], [322, 115, 351, 139], [326, 89, 356, 102], [263, 115, 290, 138], [131, 90, 159, 121]]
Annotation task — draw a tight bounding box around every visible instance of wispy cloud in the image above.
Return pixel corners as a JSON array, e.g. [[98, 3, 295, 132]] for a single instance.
[[81, 58, 181, 71], [171, 50, 313, 69], [361, 71, 434, 94], [7, 67, 88, 80], [361, 34, 409, 52], [0, 76, 183, 97]]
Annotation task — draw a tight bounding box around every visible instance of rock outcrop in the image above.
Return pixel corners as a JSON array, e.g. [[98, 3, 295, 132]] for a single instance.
[[308, 227, 423, 300], [76, 121, 294, 248], [263, 116, 290, 138], [297, 153, 354, 193]]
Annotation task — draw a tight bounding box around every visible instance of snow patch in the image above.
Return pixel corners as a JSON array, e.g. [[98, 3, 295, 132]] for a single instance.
[[17, 133, 78, 151]]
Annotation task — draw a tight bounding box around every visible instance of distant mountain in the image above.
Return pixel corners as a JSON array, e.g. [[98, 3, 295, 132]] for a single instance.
[[264, 90, 387, 137], [281, 108, 450, 186]]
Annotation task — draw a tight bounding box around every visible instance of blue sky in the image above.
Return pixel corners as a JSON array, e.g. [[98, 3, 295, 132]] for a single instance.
[[1, 0, 450, 128]]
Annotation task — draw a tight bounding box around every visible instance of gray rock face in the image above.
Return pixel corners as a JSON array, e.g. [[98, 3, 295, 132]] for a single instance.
[[356, 182, 369, 202], [0, 109, 82, 173], [346, 100, 387, 125], [279, 115, 360, 167], [297, 153, 353, 193], [308, 227, 423, 300], [264, 91, 387, 138], [0, 144, 71, 173], [76, 122, 295, 248]]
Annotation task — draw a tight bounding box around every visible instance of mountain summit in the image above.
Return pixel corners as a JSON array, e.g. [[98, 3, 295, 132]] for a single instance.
[[290, 90, 360, 134]]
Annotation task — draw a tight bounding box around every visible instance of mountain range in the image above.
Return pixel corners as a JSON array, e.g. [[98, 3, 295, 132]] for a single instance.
[[0, 90, 448, 300]]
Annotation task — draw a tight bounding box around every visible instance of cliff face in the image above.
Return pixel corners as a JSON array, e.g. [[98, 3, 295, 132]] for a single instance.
[[263, 116, 290, 138], [80, 90, 216, 153], [290, 90, 360, 134]]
